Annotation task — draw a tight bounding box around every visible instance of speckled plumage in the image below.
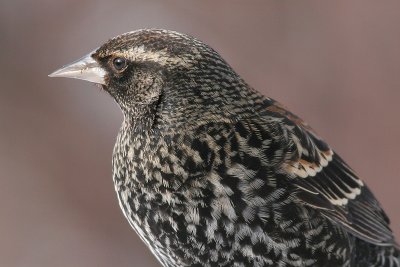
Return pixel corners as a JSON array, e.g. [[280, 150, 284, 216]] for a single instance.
[[55, 29, 399, 266]]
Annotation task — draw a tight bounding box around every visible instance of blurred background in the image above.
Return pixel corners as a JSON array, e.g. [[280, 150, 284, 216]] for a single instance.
[[1, 1, 400, 266]]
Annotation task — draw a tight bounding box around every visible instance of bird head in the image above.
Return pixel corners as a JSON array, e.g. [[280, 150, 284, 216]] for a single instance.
[[50, 30, 201, 107], [50, 29, 252, 128]]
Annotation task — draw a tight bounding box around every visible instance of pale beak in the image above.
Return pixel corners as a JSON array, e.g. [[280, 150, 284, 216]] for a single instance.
[[49, 51, 106, 85]]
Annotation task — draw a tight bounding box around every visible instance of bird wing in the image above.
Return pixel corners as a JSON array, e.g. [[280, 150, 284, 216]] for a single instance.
[[264, 99, 396, 246]]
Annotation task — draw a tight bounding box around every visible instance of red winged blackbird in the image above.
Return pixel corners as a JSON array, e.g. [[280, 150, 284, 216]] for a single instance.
[[50, 29, 399, 266]]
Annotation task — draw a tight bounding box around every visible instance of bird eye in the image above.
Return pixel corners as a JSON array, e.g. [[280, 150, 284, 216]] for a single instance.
[[112, 57, 127, 71]]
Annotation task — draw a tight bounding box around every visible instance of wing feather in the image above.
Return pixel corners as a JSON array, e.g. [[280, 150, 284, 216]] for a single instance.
[[265, 99, 396, 246]]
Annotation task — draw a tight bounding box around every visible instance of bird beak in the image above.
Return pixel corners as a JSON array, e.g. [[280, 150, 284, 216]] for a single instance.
[[49, 51, 106, 85]]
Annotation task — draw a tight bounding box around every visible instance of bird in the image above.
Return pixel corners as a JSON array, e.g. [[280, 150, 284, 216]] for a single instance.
[[49, 29, 399, 267]]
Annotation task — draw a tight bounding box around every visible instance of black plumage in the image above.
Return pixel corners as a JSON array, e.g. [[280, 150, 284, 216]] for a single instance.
[[50, 29, 399, 266]]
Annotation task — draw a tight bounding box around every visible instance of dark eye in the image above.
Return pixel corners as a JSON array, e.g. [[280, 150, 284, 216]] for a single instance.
[[112, 57, 127, 71]]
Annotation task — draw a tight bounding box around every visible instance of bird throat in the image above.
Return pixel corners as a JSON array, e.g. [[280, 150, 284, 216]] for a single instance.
[[121, 102, 159, 132]]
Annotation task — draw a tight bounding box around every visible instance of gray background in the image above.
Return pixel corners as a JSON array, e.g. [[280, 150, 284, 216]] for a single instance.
[[1, 1, 399, 266]]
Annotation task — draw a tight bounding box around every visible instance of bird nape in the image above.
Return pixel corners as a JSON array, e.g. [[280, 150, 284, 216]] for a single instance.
[[49, 29, 399, 267]]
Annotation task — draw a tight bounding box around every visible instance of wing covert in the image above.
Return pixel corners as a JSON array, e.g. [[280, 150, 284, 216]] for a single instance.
[[265, 99, 396, 246]]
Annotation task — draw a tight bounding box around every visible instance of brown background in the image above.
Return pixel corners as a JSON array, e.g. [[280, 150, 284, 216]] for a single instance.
[[1, 1, 399, 266]]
